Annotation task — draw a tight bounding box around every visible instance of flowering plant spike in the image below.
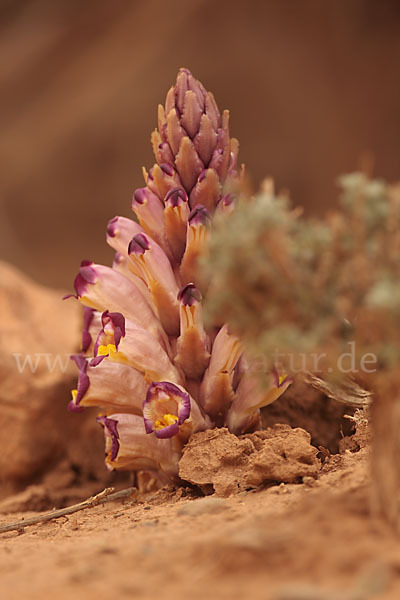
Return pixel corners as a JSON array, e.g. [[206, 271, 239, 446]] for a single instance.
[[67, 69, 290, 482]]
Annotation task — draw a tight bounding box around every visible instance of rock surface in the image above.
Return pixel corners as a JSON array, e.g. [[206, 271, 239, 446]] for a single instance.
[[179, 425, 320, 497], [0, 261, 107, 500]]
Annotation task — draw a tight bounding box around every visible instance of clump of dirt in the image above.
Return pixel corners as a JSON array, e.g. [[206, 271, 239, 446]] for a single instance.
[[338, 408, 371, 455], [262, 377, 355, 453], [179, 425, 320, 496]]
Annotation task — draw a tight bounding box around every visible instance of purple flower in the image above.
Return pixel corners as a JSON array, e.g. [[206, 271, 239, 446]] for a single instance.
[[272, 366, 293, 389], [226, 365, 293, 435], [97, 413, 182, 476], [94, 310, 125, 356], [143, 382, 191, 439], [91, 310, 181, 383], [69, 355, 148, 414], [199, 325, 243, 422], [128, 232, 180, 336], [180, 204, 211, 289], [164, 187, 190, 262], [175, 284, 210, 380]]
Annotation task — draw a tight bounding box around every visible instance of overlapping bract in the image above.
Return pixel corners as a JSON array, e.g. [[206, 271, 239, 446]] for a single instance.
[[68, 69, 289, 481]]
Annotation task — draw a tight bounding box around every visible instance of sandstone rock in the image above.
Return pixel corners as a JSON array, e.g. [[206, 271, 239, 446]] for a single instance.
[[179, 425, 320, 497], [0, 261, 106, 500]]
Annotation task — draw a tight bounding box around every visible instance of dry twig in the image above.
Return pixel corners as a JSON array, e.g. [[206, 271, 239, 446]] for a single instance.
[[0, 487, 135, 534], [306, 372, 373, 408]]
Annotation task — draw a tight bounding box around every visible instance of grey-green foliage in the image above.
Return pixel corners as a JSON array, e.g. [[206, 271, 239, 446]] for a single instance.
[[204, 173, 400, 376]]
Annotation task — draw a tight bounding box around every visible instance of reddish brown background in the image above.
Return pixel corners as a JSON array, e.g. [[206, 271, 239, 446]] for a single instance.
[[1, 0, 399, 288]]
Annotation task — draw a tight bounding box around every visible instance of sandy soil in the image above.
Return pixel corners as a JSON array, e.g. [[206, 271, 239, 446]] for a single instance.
[[2, 444, 400, 600]]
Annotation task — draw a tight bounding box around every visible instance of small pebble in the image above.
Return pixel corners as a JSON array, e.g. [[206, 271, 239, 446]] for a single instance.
[[142, 520, 158, 527], [177, 497, 227, 516], [273, 584, 339, 600], [97, 546, 118, 555], [302, 476, 316, 487]]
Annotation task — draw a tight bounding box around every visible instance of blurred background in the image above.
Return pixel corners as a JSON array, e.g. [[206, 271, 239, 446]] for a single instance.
[[1, 0, 399, 288]]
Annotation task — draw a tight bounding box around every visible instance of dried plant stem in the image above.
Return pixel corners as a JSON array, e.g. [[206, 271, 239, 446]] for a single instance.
[[306, 372, 373, 408], [0, 487, 135, 534]]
